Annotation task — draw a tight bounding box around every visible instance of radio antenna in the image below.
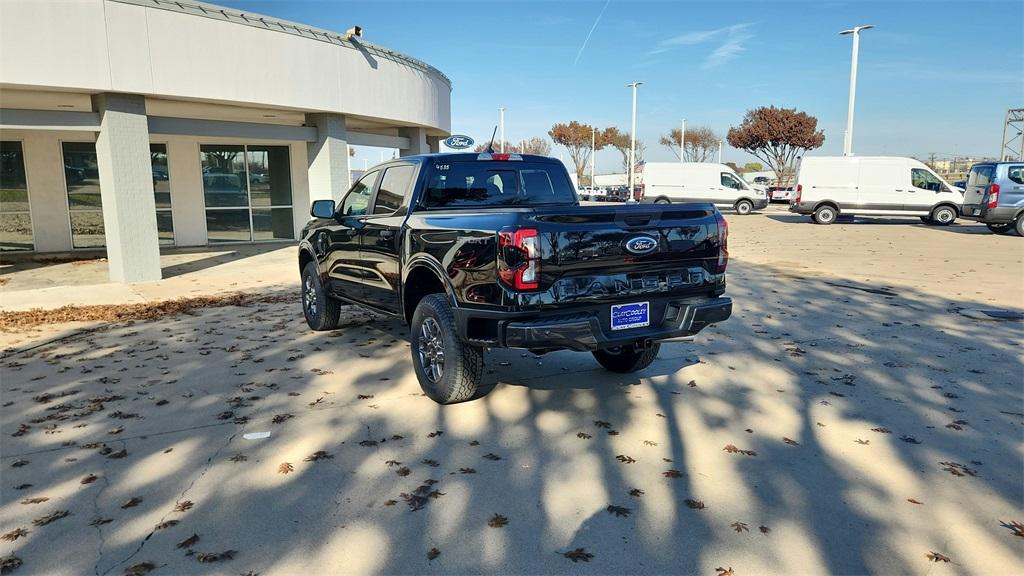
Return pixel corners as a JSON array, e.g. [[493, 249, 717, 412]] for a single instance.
[[485, 126, 498, 153]]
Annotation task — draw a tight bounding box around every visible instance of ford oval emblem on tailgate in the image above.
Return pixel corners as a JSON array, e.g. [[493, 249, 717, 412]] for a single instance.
[[624, 235, 658, 255]]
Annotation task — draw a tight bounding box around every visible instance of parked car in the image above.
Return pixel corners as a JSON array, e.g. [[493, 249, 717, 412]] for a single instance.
[[789, 156, 961, 225], [641, 162, 768, 214], [960, 161, 1024, 236], [769, 186, 795, 202], [298, 152, 732, 404], [588, 187, 608, 201]]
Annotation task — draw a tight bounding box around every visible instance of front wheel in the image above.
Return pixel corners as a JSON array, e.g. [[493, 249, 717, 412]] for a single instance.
[[919, 216, 933, 224], [410, 294, 490, 404], [655, 198, 671, 205], [592, 341, 660, 373], [930, 205, 957, 226], [1016, 217, 1024, 237], [301, 262, 341, 331], [735, 199, 753, 215], [813, 205, 837, 225]]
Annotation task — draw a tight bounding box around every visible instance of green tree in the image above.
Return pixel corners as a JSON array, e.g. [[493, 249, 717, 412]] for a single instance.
[[743, 162, 763, 172], [727, 106, 825, 186]]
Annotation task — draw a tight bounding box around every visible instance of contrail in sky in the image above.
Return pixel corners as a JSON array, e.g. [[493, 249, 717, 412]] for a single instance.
[[573, 0, 612, 66]]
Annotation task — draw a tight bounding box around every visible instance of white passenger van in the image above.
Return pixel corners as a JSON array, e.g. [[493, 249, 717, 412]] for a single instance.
[[789, 156, 962, 225], [641, 162, 768, 214]]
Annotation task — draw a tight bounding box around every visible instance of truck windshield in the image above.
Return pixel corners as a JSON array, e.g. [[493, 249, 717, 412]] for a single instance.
[[423, 161, 576, 208]]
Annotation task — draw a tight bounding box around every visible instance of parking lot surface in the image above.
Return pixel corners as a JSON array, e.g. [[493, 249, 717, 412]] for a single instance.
[[2, 209, 1022, 575]]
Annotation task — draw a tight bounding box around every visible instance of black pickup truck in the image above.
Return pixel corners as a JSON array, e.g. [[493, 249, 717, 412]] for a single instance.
[[298, 152, 732, 404]]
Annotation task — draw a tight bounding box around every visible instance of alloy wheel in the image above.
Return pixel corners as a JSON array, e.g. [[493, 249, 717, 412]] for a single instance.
[[418, 317, 445, 383]]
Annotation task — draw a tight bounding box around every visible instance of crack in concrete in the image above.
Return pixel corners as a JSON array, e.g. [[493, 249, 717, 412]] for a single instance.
[[98, 428, 242, 576], [89, 460, 113, 576]]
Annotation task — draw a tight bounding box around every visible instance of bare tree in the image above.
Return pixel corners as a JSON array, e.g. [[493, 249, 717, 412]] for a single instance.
[[726, 106, 825, 186], [549, 121, 609, 181], [476, 137, 553, 156], [659, 126, 719, 162]]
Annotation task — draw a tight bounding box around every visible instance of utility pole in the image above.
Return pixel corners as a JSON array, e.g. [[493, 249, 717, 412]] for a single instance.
[[627, 81, 642, 203], [840, 25, 873, 156], [680, 119, 686, 164], [498, 107, 505, 153], [717, 140, 723, 164], [1001, 108, 1024, 161]]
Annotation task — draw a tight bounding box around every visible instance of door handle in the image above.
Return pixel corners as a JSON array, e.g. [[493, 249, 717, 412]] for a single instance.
[[379, 230, 395, 241], [895, 189, 904, 192]]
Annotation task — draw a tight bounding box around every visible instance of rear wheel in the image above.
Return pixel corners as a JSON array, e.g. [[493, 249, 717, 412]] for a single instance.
[[410, 294, 490, 404], [1016, 217, 1024, 237], [930, 205, 957, 226], [813, 205, 837, 225], [919, 216, 933, 224], [655, 198, 671, 204], [302, 262, 341, 331], [592, 341, 661, 373], [735, 199, 753, 215], [986, 223, 1012, 235]]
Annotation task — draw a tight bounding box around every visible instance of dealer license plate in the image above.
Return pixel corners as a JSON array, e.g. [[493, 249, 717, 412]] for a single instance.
[[610, 302, 650, 330]]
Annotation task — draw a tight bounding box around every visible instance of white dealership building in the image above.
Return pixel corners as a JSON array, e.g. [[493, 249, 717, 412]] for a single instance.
[[0, 0, 451, 282]]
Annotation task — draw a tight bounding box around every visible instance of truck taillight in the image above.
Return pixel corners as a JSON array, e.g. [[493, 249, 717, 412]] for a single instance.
[[794, 184, 802, 203], [715, 213, 728, 273], [987, 183, 1000, 208], [498, 228, 540, 290]]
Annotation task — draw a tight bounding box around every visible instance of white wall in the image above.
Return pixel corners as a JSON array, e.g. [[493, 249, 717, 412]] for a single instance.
[[0, 0, 450, 134]]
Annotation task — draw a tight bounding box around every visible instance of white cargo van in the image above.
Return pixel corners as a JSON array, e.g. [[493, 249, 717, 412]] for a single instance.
[[641, 162, 768, 214], [790, 156, 961, 225]]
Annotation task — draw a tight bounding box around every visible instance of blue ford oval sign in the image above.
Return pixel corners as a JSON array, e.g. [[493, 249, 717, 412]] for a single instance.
[[624, 235, 658, 255], [444, 135, 474, 149]]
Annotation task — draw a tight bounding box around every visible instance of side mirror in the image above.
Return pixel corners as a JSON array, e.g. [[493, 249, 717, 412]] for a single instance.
[[310, 199, 336, 219]]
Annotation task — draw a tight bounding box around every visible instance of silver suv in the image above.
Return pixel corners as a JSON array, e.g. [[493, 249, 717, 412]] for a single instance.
[[961, 162, 1024, 236]]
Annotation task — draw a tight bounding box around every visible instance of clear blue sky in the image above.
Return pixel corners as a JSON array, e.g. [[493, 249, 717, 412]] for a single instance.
[[220, 0, 1022, 172]]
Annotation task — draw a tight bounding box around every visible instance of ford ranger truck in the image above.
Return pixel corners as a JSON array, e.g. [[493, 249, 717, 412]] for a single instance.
[[299, 152, 732, 404]]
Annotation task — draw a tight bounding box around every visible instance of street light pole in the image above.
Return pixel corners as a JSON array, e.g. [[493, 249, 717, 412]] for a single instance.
[[591, 125, 596, 189], [680, 118, 686, 164], [717, 140, 723, 164], [627, 81, 642, 203], [498, 107, 506, 153], [840, 25, 874, 156]]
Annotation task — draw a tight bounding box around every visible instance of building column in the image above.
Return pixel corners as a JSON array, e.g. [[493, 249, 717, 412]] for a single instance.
[[427, 135, 440, 153], [92, 93, 161, 283], [305, 113, 350, 203], [399, 127, 430, 156]]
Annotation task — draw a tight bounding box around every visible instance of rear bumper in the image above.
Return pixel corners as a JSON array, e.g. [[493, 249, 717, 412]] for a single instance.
[[960, 204, 1018, 224], [789, 201, 814, 214], [753, 198, 769, 210], [454, 296, 732, 351]]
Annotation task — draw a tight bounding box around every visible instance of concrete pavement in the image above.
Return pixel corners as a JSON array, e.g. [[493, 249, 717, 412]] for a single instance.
[[1, 208, 1022, 575]]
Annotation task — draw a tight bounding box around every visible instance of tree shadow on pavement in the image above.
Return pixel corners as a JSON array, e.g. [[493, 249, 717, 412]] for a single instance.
[[1, 259, 1021, 575]]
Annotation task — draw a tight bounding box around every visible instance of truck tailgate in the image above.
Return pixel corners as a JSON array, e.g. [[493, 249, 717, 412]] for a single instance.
[[526, 204, 725, 306]]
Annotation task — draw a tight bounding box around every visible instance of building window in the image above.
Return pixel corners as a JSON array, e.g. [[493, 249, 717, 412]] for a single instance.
[[150, 144, 174, 245], [0, 141, 33, 251], [62, 142, 105, 248], [200, 144, 293, 243]]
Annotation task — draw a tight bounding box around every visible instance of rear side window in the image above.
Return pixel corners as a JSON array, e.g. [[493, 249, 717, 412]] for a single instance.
[[423, 161, 576, 208], [374, 165, 416, 214], [968, 165, 995, 187], [1007, 165, 1024, 185]]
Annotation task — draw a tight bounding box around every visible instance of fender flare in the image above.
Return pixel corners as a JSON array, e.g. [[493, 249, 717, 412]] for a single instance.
[[402, 255, 459, 311]]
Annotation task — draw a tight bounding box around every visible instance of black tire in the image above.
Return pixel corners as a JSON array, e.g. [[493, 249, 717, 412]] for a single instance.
[[735, 199, 753, 215], [813, 205, 837, 225], [592, 341, 661, 373], [986, 223, 1012, 235], [1016, 217, 1024, 237], [930, 205, 957, 226], [301, 261, 341, 331], [920, 216, 933, 224], [410, 294, 490, 404], [655, 198, 671, 204]]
